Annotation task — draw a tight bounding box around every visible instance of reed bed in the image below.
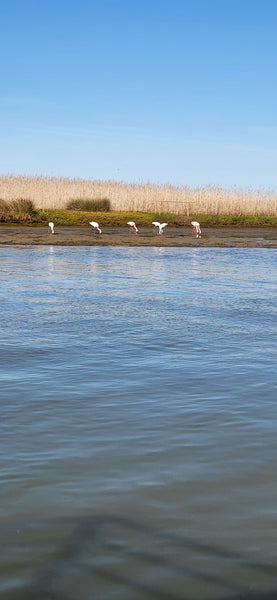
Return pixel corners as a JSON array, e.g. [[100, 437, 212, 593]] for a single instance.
[[1, 174, 277, 216]]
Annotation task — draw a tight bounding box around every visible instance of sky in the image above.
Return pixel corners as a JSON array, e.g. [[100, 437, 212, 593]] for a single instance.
[[1, 0, 277, 189]]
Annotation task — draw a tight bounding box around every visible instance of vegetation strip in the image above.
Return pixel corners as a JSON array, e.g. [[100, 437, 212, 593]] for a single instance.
[[1, 202, 277, 228]]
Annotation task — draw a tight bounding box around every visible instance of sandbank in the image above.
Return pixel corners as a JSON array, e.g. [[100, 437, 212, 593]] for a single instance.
[[0, 224, 277, 247]]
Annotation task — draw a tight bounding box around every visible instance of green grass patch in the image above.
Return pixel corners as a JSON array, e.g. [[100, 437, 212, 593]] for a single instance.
[[35, 210, 186, 226], [35, 210, 277, 228], [2, 207, 277, 227], [191, 214, 277, 227]]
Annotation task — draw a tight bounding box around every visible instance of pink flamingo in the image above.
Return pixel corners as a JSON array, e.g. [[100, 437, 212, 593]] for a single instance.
[[191, 221, 201, 238], [127, 221, 138, 234]]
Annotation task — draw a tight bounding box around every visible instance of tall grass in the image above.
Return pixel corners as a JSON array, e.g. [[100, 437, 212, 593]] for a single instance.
[[0, 197, 35, 222], [1, 174, 277, 216], [66, 198, 110, 211]]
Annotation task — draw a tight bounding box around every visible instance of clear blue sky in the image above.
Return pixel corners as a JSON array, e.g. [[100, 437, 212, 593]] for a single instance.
[[1, 0, 277, 189]]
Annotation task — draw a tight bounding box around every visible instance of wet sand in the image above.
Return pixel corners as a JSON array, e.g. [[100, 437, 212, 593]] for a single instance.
[[1, 224, 277, 247]]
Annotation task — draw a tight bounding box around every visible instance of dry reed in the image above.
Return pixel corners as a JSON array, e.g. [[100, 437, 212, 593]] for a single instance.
[[1, 174, 277, 216]]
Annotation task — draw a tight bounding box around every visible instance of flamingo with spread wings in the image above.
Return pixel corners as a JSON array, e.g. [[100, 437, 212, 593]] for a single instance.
[[152, 221, 168, 235]]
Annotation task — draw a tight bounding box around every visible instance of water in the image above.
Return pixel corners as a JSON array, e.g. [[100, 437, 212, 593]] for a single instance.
[[1, 246, 277, 599]]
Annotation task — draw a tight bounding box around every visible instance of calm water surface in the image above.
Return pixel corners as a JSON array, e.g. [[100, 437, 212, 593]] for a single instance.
[[1, 246, 277, 599]]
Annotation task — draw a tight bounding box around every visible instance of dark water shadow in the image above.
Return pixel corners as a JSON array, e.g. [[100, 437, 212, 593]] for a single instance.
[[2, 514, 277, 600]]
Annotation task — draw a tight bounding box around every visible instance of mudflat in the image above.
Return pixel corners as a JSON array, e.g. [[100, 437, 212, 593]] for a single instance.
[[1, 224, 277, 247]]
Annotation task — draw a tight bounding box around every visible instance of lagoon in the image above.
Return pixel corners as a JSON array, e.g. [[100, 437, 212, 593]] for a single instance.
[[1, 246, 277, 599]]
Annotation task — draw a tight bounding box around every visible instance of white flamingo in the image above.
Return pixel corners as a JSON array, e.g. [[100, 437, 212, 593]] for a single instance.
[[48, 222, 55, 234], [89, 221, 102, 234], [152, 221, 168, 235], [127, 221, 138, 234], [191, 221, 201, 238]]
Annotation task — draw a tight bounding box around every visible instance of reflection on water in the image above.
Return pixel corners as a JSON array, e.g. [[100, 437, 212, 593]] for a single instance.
[[0, 247, 277, 599], [2, 515, 277, 600]]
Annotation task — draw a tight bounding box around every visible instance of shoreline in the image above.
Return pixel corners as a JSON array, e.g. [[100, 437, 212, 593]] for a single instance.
[[1, 225, 277, 247]]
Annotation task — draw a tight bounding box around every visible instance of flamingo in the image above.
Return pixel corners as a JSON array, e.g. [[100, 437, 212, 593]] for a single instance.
[[48, 222, 55, 234], [152, 221, 168, 235], [191, 221, 201, 238], [89, 221, 102, 234], [127, 221, 138, 234]]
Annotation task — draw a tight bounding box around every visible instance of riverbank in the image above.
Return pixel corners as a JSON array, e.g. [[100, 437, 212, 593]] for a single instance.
[[1, 224, 277, 247]]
